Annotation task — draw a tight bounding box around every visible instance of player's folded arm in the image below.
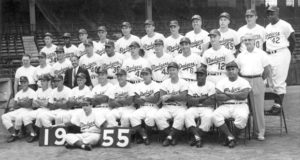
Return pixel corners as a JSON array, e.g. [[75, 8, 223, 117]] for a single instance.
[[108, 98, 122, 108], [117, 96, 133, 106], [143, 92, 160, 104], [93, 95, 109, 105], [202, 94, 216, 106], [133, 95, 145, 106], [215, 89, 232, 102], [187, 94, 200, 107], [169, 90, 187, 101], [228, 88, 251, 100]]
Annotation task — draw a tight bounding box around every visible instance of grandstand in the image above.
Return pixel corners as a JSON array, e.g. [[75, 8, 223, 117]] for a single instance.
[[0, 0, 300, 84]]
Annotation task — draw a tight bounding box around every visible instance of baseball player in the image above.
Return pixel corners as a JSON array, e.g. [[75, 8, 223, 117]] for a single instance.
[[218, 12, 240, 55], [174, 37, 202, 83], [130, 67, 160, 145], [148, 39, 173, 83], [51, 46, 72, 78], [155, 62, 188, 146], [14, 54, 37, 94], [164, 20, 184, 57], [185, 66, 215, 148], [40, 32, 57, 65], [2, 76, 37, 143], [94, 26, 109, 57], [115, 22, 141, 58], [79, 39, 102, 87], [62, 32, 79, 60], [185, 15, 210, 56], [265, 6, 296, 114], [237, 9, 266, 53], [33, 52, 53, 88], [236, 33, 273, 141], [201, 29, 235, 84], [106, 69, 136, 127], [64, 99, 105, 151], [99, 40, 124, 84], [77, 29, 100, 57], [212, 61, 251, 148], [22, 75, 53, 143], [121, 41, 150, 84], [141, 19, 165, 58]]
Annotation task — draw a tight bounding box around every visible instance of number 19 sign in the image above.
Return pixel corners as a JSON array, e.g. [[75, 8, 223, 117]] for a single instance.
[[39, 127, 67, 146], [100, 128, 131, 148]]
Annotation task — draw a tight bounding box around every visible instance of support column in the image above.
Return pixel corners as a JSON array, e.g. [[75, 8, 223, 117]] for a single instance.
[[145, 0, 152, 20], [251, 0, 256, 9], [29, 0, 36, 33]]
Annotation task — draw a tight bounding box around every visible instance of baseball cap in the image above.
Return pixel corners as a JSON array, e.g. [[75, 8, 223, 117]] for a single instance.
[[245, 9, 257, 16], [53, 75, 64, 81], [267, 6, 279, 12], [97, 26, 107, 32], [208, 29, 221, 37], [19, 76, 29, 82], [141, 67, 152, 74], [144, 19, 154, 26], [195, 67, 207, 74], [154, 39, 164, 46], [180, 37, 191, 44], [39, 74, 50, 81], [226, 61, 239, 69], [78, 29, 88, 34], [169, 20, 179, 27], [219, 12, 231, 20], [55, 46, 64, 53], [129, 41, 140, 48], [105, 40, 115, 48], [191, 15, 202, 20], [96, 67, 108, 74], [76, 72, 87, 79], [84, 39, 94, 47], [38, 52, 47, 59], [62, 33, 71, 38], [167, 62, 179, 69], [44, 32, 53, 38], [116, 69, 127, 76], [121, 22, 131, 28]]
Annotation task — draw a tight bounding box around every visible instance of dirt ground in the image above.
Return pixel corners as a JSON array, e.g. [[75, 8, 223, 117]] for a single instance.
[[0, 86, 299, 160]]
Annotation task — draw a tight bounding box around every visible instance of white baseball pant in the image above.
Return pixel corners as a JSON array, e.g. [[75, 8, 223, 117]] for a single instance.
[[184, 107, 214, 132], [155, 105, 187, 130], [130, 105, 158, 127], [22, 108, 50, 127], [64, 132, 101, 146], [36, 109, 71, 127], [106, 106, 136, 127], [212, 104, 249, 129], [2, 108, 32, 130]]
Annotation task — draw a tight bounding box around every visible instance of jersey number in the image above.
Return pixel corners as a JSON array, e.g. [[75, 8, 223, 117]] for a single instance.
[[161, 68, 169, 75], [225, 42, 234, 50], [272, 37, 280, 44], [101, 128, 131, 148], [218, 62, 225, 70]]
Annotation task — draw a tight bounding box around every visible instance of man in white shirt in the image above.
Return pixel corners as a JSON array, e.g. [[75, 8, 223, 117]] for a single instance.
[[40, 32, 57, 65], [51, 46, 72, 78], [63, 33, 79, 60], [34, 52, 52, 88], [164, 20, 184, 57]]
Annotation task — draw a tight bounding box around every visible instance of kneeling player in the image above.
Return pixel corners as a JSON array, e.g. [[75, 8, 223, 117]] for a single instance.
[[185, 67, 215, 148], [130, 67, 160, 145], [212, 61, 251, 148]]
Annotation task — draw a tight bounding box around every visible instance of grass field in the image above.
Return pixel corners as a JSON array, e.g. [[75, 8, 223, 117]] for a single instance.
[[0, 86, 299, 160]]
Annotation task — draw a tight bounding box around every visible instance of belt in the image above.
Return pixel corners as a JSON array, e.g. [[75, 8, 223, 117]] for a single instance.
[[222, 102, 247, 105], [153, 80, 163, 83], [164, 103, 182, 106], [141, 103, 156, 107], [267, 48, 286, 55], [127, 80, 142, 84], [107, 76, 116, 80], [183, 78, 196, 82], [240, 74, 262, 78], [207, 72, 223, 76], [95, 104, 109, 108]]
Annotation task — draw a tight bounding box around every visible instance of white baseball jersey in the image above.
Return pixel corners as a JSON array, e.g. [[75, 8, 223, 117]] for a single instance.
[[108, 83, 135, 101], [174, 53, 202, 80], [265, 19, 294, 51], [141, 32, 165, 57], [160, 78, 188, 106], [71, 85, 92, 99], [72, 110, 105, 133], [49, 86, 72, 103], [79, 54, 102, 86], [134, 81, 160, 106], [15, 65, 37, 85], [237, 24, 266, 52], [218, 28, 240, 54], [185, 30, 210, 55], [216, 77, 251, 104], [121, 57, 150, 82], [51, 59, 72, 77], [100, 53, 124, 78], [188, 81, 215, 98], [91, 83, 114, 97], [115, 35, 141, 58], [164, 34, 184, 57], [63, 45, 79, 60], [93, 41, 106, 57], [77, 41, 99, 57], [35, 87, 53, 102], [33, 64, 52, 87], [40, 44, 57, 65], [14, 88, 37, 101], [236, 48, 270, 76], [202, 46, 235, 74], [148, 53, 173, 82]]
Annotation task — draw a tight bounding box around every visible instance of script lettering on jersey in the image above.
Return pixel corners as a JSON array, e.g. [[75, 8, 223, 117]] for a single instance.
[[220, 38, 234, 50], [115, 92, 129, 99], [82, 62, 98, 72], [54, 66, 71, 75], [143, 43, 154, 51], [190, 40, 204, 50], [126, 65, 143, 73], [65, 52, 75, 59], [120, 47, 131, 54], [167, 44, 180, 53], [138, 90, 154, 97], [266, 32, 280, 40], [104, 61, 122, 69], [179, 63, 197, 71], [206, 56, 226, 65], [151, 62, 169, 72], [81, 121, 96, 131], [95, 49, 106, 56], [241, 35, 261, 41], [46, 52, 57, 63], [224, 87, 241, 93], [192, 93, 208, 98]]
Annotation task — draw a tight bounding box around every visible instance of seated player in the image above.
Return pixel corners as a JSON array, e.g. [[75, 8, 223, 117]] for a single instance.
[[212, 61, 251, 148], [64, 99, 105, 151], [185, 67, 215, 148], [2, 76, 37, 143], [130, 67, 160, 145]]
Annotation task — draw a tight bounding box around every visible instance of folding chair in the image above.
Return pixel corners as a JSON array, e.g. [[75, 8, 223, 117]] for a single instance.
[[264, 92, 288, 135]]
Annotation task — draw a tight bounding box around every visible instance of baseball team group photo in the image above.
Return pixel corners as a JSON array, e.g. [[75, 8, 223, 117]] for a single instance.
[[0, 0, 299, 160]]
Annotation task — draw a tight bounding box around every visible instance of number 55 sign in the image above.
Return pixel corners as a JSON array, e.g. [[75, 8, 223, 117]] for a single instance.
[[100, 128, 131, 148], [39, 127, 67, 146]]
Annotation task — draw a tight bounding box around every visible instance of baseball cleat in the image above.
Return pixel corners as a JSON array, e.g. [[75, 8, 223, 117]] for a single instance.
[[144, 138, 150, 145], [170, 138, 177, 146], [195, 139, 203, 148], [83, 144, 92, 151], [7, 135, 18, 143], [162, 138, 170, 146], [26, 135, 38, 143], [228, 139, 236, 148]]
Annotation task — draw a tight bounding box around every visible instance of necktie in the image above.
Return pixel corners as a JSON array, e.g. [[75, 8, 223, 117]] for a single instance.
[[72, 68, 76, 87]]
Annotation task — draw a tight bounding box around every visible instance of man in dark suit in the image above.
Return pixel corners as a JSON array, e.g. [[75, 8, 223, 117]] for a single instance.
[[64, 56, 92, 88]]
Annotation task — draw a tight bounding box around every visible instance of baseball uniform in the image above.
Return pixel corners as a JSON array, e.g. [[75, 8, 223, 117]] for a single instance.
[[185, 81, 215, 132], [94, 41, 106, 57], [79, 53, 102, 86], [265, 19, 294, 94], [99, 52, 124, 84], [40, 44, 57, 65], [33, 64, 52, 87], [51, 59, 72, 78], [69, 85, 92, 116], [115, 35, 141, 58], [218, 28, 240, 54], [237, 24, 266, 52], [201, 46, 235, 84], [185, 30, 210, 56], [141, 32, 165, 58], [174, 53, 202, 82], [15, 65, 37, 86], [121, 57, 150, 83], [164, 34, 184, 57], [77, 41, 99, 57], [64, 44, 79, 60], [148, 53, 173, 83]]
